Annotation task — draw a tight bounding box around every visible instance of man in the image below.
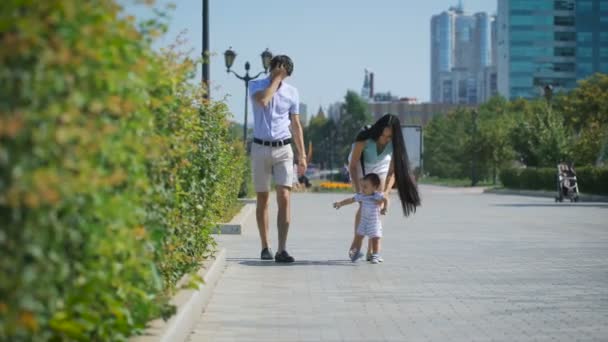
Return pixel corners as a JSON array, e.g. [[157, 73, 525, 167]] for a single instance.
[[249, 55, 306, 263]]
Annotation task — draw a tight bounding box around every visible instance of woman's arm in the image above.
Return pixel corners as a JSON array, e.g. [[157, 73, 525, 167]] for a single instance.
[[380, 197, 389, 215], [349, 141, 366, 193], [384, 159, 396, 195]]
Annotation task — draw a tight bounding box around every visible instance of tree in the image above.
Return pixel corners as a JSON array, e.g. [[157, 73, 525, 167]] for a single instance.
[[508, 98, 571, 167], [477, 96, 516, 183], [423, 108, 473, 179], [305, 109, 331, 167], [336, 91, 372, 162], [555, 73, 608, 165]]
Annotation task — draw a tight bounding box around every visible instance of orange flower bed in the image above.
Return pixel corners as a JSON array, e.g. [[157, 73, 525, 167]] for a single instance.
[[319, 182, 352, 190]]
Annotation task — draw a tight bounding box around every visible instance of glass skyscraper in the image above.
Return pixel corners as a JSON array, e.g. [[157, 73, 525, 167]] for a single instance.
[[431, 4, 496, 104], [431, 11, 455, 102], [497, 0, 607, 100], [576, 0, 608, 79]]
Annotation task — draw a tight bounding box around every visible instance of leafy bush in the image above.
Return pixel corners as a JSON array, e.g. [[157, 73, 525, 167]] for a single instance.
[[0, 1, 245, 340], [500, 167, 608, 195], [575, 167, 608, 195]]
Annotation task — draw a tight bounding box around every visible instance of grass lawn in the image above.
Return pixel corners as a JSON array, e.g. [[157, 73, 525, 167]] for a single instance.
[[419, 176, 500, 188]]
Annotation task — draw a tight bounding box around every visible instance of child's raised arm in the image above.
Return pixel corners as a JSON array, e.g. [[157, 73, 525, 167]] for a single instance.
[[333, 196, 356, 210]]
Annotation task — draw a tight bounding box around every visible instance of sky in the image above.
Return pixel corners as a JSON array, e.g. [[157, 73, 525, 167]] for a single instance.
[[123, 0, 496, 124]]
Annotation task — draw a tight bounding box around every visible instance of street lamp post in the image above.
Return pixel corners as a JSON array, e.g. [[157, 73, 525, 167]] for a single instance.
[[471, 109, 478, 187], [543, 84, 553, 105], [224, 48, 273, 144], [202, 0, 209, 99]]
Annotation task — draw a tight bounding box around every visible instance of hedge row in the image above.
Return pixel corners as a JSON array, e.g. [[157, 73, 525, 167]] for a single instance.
[[500, 167, 608, 195], [0, 1, 245, 341]]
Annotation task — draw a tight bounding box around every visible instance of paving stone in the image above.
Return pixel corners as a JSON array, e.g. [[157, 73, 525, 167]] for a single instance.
[[188, 185, 608, 342]]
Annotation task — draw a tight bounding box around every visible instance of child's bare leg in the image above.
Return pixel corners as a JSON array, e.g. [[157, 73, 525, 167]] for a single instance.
[[371, 237, 381, 254], [352, 234, 365, 252], [349, 205, 362, 251]]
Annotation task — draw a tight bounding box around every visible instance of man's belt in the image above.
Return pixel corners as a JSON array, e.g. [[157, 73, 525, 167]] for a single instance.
[[253, 138, 292, 147]]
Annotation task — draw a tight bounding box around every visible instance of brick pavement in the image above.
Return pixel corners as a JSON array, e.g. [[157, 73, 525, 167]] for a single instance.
[[188, 185, 608, 342]]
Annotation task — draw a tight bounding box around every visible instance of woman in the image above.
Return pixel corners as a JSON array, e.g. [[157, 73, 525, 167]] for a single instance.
[[348, 113, 421, 260]]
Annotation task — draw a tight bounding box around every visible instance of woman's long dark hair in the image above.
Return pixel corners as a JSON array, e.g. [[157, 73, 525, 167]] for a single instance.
[[355, 114, 421, 216]]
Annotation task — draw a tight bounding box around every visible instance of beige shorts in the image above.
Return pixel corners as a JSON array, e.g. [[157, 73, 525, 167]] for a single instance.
[[251, 143, 294, 192]]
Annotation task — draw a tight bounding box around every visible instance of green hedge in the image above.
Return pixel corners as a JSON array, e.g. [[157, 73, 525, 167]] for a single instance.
[[0, 1, 245, 341], [500, 167, 608, 195]]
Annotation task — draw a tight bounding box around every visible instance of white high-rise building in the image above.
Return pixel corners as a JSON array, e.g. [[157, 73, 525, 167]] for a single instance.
[[431, 3, 497, 104]]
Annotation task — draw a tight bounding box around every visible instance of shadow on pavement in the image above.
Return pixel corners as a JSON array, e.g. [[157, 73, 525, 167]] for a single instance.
[[228, 258, 356, 267], [493, 203, 608, 209]]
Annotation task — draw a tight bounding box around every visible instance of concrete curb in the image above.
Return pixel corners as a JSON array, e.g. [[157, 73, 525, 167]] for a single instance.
[[214, 198, 256, 235], [130, 248, 227, 342], [483, 188, 608, 202]]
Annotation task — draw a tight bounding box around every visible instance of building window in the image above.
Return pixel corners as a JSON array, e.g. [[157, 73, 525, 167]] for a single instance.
[[577, 32, 593, 43], [554, 16, 575, 26], [555, 47, 576, 57], [601, 48, 608, 57], [553, 63, 576, 72], [511, 77, 532, 88], [578, 62, 593, 76], [601, 16, 608, 23], [578, 47, 593, 57], [601, 33, 608, 42], [511, 30, 552, 41], [555, 0, 575, 11], [512, 0, 552, 10], [511, 61, 535, 72], [512, 46, 552, 57], [556, 31, 576, 42], [601, 2, 608, 11], [511, 15, 552, 26], [576, 1, 593, 12]]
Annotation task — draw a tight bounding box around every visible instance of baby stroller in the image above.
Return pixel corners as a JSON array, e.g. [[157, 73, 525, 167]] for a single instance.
[[555, 163, 579, 202]]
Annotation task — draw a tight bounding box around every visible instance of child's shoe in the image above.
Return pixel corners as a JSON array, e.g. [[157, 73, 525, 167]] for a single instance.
[[370, 254, 383, 264], [367, 253, 383, 263], [349, 249, 364, 262]]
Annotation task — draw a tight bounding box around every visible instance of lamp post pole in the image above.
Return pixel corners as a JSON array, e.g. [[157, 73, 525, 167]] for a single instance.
[[471, 109, 478, 187], [224, 48, 273, 145], [202, 0, 210, 99]]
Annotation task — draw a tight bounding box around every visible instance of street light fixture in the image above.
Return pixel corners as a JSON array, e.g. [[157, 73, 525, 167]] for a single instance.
[[224, 48, 273, 145], [543, 84, 553, 104]]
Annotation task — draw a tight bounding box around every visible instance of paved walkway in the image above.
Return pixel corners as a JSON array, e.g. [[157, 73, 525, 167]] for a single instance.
[[189, 185, 608, 342]]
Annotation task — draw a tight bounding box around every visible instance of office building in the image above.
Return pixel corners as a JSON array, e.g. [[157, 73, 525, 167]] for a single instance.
[[431, 3, 497, 104], [497, 0, 579, 99], [575, 0, 608, 79]]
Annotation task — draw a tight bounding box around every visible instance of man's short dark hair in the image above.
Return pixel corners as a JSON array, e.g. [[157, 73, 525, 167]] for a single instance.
[[270, 55, 294, 76], [363, 173, 381, 188]]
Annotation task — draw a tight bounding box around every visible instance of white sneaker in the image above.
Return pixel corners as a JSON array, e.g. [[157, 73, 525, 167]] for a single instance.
[[371, 254, 383, 264], [367, 253, 383, 263]]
